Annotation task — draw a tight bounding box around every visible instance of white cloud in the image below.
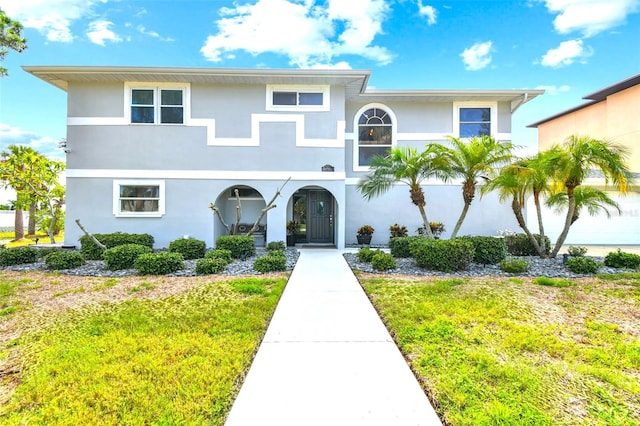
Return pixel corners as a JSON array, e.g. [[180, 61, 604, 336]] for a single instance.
[[540, 39, 592, 67], [535, 84, 571, 95], [540, 0, 640, 37], [0, 0, 103, 43], [137, 25, 174, 42], [460, 41, 493, 71], [417, 1, 437, 25], [0, 123, 65, 161], [87, 20, 122, 46], [201, 0, 393, 68]]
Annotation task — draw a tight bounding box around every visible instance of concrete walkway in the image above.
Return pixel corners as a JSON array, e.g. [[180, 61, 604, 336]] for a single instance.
[[225, 249, 442, 426]]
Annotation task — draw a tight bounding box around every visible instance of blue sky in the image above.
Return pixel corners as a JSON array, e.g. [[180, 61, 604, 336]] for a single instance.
[[0, 0, 639, 162]]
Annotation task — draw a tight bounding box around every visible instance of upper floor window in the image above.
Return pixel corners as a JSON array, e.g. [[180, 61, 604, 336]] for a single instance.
[[113, 180, 165, 217], [454, 102, 496, 138], [357, 107, 393, 167], [266, 85, 329, 111], [128, 84, 187, 124]]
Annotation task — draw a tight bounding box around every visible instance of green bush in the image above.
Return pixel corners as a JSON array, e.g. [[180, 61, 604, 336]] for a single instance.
[[371, 252, 397, 271], [566, 256, 599, 274], [388, 236, 422, 258], [205, 249, 233, 263], [504, 233, 551, 256], [604, 250, 640, 269], [499, 258, 529, 273], [253, 253, 286, 273], [389, 224, 408, 238], [357, 246, 379, 263], [458, 236, 507, 265], [168, 237, 206, 260], [567, 246, 588, 257], [102, 244, 153, 270], [80, 233, 154, 260], [215, 235, 256, 259], [45, 251, 85, 270], [410, 239, 474, 272], [0, 246, 38, 266], [134, 252, 184, 275], [195, 257, 228, 275], [266, 241, 286, 252]]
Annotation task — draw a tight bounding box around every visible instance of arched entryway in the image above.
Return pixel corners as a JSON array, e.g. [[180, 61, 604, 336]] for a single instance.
[[289, 186, 336, 246]]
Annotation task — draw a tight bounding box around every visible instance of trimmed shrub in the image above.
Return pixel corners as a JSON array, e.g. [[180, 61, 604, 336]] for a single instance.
[[389, 236, 422, 258], [0, 246, 38, 266], [169, 237, 206, 260], [499, 258, 529, 273], [504, 233, 551, 256], [389, 224, 408, 238], [458, 236, 507, 265], [371, 252, 397, 271], [102, 244, 153, 270], [567, 246, 588, 257], [205, 249, 233, 263], [410, 239, 474, 272], [357, 246, 378, 263], [45, 251, 85, 270], [195, 257, 228, 275], [566, 256, 599, 274], [134, 252, 184, 275], [215, 235, 256, 259], [604, 250, 640, 269], [266, 241, 286, 252], [253, 253, 286, 273], [80, 232, 154, 260]]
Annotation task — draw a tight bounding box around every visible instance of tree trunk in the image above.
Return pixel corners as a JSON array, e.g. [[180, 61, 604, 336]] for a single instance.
[[450, 179, 476, 239], [14, 208, 24, 240], [28, 202, 37, 235], [533, 191, 547, 255], [550, 187, 577, 258], [511, 197, 545, 257], [450, 202, 470, 239], [417, 204, 434, 239]]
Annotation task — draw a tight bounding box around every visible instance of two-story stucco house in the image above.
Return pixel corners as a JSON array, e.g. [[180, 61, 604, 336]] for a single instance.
[[528, 73, 640, 244], [24, 66, 542, 249]]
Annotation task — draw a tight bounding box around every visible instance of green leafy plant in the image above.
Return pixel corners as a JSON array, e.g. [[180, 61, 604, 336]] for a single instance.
[[286, 220, 298, 235], [565, 256, 599, 274], [389, 224, 408, 238], [457, 236, 507, 265], [195, 257, 228, 275], [0, 246, 38, 266], [134, 252, 184, 275], [253, 253, 286, 273], [168, 237, 206, 260], [102, 244, 153, 270], [567, 246, 588, 257], [498, 258, 529, 273], [357, 225, 375, 236], [504, 233, 551, 256], [215, 235, 256, 259], [534, 277, 573, 287], [205, 249, 233, 263], [388, 236, 422, 258], [410, 238, 474, 272], [80, 233, 154, 260], [45, 251, 85, 270], [266, 241, 286, 252], [357, 246, 379, 263], [371, 252, 397, 271], [604, 249, 640, 269]]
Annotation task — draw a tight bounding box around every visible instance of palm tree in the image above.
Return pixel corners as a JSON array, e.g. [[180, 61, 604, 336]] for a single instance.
[[546, 186, 622, 224], [357, 145, 452, 239], [546, 135, 633, 258], [443, 135, 513, 238]]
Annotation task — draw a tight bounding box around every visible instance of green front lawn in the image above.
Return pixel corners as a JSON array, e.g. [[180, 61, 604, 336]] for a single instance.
[[361, 273, 640, 426], [0, 231, 64, 247], [0, 273, 286, 425]]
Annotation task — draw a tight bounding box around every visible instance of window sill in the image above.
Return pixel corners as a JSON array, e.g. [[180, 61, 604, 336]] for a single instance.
[[114, 213, 164, 218]]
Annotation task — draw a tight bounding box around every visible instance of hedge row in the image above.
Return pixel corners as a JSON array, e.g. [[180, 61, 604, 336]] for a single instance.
[[80, 233, 154, 259]]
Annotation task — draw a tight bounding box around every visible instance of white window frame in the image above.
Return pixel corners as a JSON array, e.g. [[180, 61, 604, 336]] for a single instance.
[[266, 84, 330, 112], [113, 180, 165, 217], [452, 102, 497, 138], [352, 103, 397, 172], [125, 82, 190, 125]]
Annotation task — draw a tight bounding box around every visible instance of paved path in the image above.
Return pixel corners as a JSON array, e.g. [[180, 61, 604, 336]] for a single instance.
[[225, 249, 442, 426]]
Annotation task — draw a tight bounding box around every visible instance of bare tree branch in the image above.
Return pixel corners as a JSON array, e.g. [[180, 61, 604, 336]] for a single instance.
[[74, 219, 107, 250]]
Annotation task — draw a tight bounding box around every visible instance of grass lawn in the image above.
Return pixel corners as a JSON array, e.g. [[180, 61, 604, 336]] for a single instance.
[[361, 273, 640, 426], [0, 231, 64, 247], [0, 271, 287, 425]]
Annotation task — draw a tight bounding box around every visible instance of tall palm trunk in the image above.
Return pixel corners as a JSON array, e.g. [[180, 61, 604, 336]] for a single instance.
[[451, 179, 476, 238], [511, 197, 546, 257], [411, 185, 434, 239], [533, 191, 546, 255], [551, 186, 577, 258], [14, 208, 24, 240]]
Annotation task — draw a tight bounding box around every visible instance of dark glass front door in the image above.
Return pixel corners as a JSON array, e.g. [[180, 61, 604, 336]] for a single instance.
[[307, 190, 334, 244]]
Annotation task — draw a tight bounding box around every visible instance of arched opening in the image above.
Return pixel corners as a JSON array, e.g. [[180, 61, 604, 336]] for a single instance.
[[287, 186, 337, 247], [212, 185, 267, 246]]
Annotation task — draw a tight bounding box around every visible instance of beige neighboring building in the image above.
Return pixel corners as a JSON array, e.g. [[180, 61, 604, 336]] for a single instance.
[[528, 74, 640, 245]]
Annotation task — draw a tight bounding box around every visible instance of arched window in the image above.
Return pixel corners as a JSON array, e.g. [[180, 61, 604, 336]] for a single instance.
[[357, 107, 393, 167]]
